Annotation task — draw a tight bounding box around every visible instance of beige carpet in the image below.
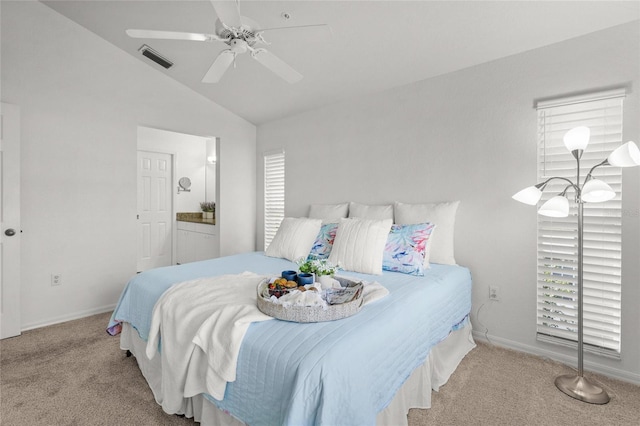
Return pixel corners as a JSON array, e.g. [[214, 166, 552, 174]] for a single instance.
[[1, 312, 639, 425]]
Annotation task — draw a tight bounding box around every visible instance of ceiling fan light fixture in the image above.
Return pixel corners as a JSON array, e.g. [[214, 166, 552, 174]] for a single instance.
[[228, 39, 249, 54]]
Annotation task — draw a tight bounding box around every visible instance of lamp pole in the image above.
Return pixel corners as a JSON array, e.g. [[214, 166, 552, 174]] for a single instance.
[[577, 199, 585, 379], [553, 151, 610, 404]]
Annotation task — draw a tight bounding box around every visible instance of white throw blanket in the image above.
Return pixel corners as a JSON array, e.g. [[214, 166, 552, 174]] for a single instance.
[[360, 278, 389, 304], [145, 272, 388, 413], [146, 272, 272, 411]]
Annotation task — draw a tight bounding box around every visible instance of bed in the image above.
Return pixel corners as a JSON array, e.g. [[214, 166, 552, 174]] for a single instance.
[[108, 208, 475, 425]]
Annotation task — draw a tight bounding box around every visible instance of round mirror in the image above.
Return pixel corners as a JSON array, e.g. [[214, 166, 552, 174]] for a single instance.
[[178, 177, 191, 191]]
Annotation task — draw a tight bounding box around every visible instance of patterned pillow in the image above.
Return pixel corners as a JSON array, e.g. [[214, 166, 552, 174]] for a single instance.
[[382, 223, 435, 275], [308, 223, 339, 260]]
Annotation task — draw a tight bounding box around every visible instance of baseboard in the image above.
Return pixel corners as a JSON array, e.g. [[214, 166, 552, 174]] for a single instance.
[[472, 330, 640, 386], [21, 304, 116, 332]]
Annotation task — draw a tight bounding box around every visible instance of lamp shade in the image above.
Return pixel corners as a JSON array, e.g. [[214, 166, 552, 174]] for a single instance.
[[581, 179, 615, 203], [512, 186, 543, 205], [538, 196, 570, 217], [607, 141, 640, 167], [563, 126, 590, 152]]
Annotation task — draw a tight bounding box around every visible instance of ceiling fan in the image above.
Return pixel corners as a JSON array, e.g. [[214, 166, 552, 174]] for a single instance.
[[126, 0, 331, 83]]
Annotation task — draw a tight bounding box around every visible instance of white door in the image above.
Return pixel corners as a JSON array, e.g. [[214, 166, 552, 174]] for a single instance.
[[137, 151, 173, 272], [1, 103, 21, 339]]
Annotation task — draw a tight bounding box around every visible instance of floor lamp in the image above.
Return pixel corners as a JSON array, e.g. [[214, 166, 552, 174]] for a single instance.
[[512, 126, 640, 404]]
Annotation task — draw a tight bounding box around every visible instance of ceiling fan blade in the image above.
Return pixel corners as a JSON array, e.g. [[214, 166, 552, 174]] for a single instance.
[[126, 29, 217, 42], [257, 24, 333, 43], [210, 0, 242, 28], [202, 50, 235, 83], [252, 49, 302, 84]]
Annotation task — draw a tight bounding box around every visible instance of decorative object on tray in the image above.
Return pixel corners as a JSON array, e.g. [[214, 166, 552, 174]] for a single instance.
[[281, 270, 297, 281], [296, 257, 337, 280], [257, 274, 364, 323], [200, 201, 215, 219], [296, 273, 314, 285], [267, 276, 298, 298]]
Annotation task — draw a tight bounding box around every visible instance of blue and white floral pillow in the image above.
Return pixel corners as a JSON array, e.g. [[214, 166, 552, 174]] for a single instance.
[[382, 222, 435, 276], [307, 223, 339, 260]]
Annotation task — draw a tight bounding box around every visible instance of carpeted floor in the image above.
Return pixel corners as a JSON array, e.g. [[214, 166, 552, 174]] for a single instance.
[[1, 312, 639, 425], [409, 341, 640, 426]]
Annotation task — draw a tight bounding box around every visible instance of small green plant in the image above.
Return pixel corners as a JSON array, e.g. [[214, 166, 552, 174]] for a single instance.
[[200, 201, 215, 212], [296, 258, 337, 276]]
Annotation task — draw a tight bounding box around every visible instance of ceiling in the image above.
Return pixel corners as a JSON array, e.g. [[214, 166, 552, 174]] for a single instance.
[[43, 1, 640, 125]]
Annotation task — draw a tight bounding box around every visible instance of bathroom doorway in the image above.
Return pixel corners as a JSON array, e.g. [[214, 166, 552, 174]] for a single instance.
[[136, 126, 217, 271]]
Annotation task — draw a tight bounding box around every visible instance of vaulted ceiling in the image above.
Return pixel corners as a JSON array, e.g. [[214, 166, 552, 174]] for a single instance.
[[43, 1, 640, 125]]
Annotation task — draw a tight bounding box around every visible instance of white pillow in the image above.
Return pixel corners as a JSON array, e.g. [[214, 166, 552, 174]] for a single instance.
[[348, 202, 394, 221], [422, 227, 436, 269], [308, 203, 349, 223], [394, 201, 460, 265], [328, 218, 393, 275], [265, 217, 322, 262]]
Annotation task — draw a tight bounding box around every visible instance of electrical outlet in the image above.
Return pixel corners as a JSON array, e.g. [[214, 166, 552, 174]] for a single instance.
[[489, 285, 500, 301], [51, 274, 62, 286]]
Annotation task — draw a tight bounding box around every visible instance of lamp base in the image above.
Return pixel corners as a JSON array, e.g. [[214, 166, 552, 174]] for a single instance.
[[555, 374, 610, 404]]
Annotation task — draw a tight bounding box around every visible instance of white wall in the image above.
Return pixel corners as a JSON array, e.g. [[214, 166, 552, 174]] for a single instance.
[[256, 22, 640, 383], [1, 1, 257, 330], [205, 138, 217, 203], [138, 126, 208, 213]]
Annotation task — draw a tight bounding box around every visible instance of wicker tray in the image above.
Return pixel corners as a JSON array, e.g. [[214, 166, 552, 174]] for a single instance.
[[256, 276, 364, 323]]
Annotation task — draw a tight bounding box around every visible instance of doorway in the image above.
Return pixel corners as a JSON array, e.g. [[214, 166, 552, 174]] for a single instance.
[[136, 126, 217, 271]]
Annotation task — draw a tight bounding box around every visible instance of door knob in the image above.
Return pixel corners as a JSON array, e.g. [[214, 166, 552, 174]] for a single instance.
[[4, 228, 16, 237]]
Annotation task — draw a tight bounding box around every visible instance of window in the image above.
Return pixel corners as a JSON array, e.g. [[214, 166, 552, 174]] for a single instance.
[[264, 150, 285, 250], [536, 89, 625, 357]]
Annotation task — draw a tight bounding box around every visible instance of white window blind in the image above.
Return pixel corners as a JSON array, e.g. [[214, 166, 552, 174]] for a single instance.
[[264, 150, 285, 251], [536, 89, 625, 357]]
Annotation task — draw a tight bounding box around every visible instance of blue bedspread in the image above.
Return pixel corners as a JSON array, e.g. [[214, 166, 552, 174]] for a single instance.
[[108, 252, 472, 425]]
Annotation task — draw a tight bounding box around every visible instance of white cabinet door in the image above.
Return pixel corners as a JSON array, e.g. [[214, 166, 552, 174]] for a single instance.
[[175, 223, 219, 264], [176, 230, 191, 265], [192, 233, 218, 262]]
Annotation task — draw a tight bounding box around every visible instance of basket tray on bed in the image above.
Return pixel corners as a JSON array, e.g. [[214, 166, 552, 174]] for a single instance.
[[257, 276, 364, 323]]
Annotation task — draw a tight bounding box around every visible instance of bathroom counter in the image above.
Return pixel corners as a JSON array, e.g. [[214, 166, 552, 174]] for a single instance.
[[176, 212, 215, 225]]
